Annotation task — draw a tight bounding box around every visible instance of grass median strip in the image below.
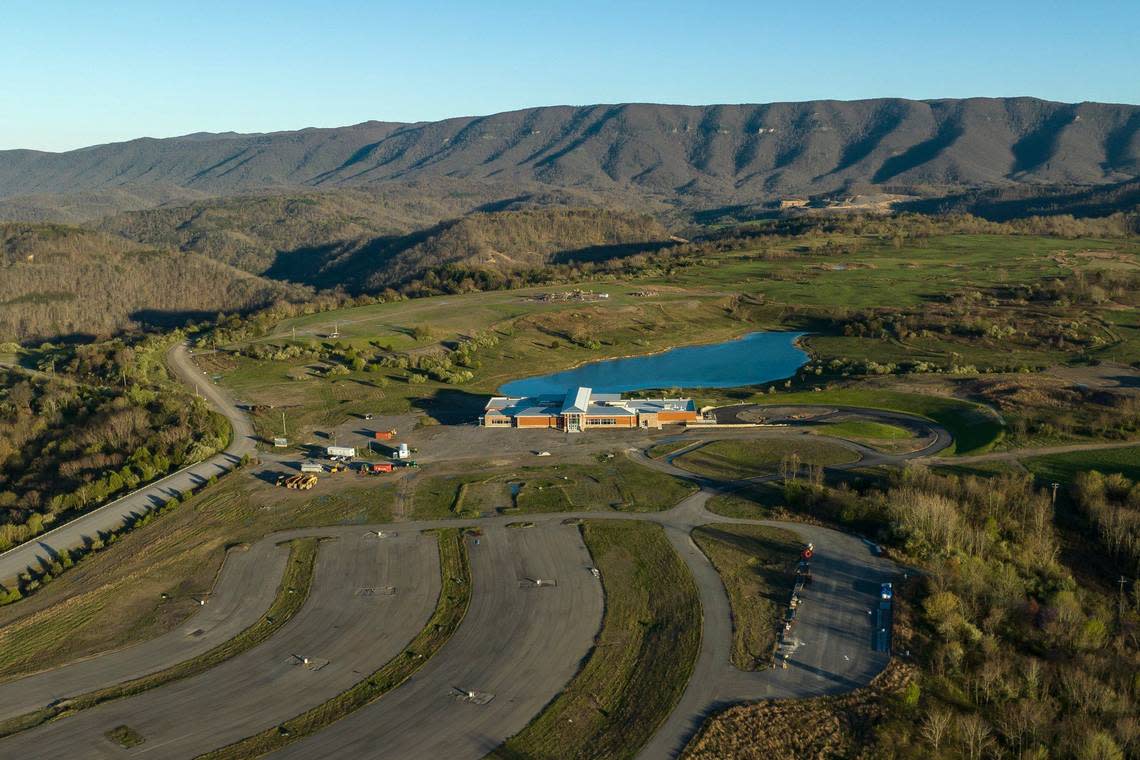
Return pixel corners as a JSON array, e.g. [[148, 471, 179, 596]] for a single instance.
[[488, 520, 701, 760], [691, 524, 801, 671], [675, 438, 859, 480], [0, 537, 320, 739], [196, 527, 472, 759], [748, 389, 1004, 455]]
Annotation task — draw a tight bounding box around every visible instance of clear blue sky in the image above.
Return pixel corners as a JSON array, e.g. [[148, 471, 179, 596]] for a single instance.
[[3, 0, 1137, 152]]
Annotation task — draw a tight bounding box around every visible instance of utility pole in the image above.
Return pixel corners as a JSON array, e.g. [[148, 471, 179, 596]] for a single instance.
[[292, 326, 296, 341], [281, 411, 287, 438], [1050, 482, 1060, 509]]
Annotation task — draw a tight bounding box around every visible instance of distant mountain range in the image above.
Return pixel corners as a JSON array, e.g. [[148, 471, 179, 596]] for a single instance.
[[2, 98, 1138, 216]]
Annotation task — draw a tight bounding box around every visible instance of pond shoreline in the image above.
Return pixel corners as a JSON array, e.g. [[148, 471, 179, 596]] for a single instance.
[[498, 331, 810, 397]]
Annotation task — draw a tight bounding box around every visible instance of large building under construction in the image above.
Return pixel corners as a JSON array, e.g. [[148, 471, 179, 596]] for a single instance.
[[481, 387, 697, 431]]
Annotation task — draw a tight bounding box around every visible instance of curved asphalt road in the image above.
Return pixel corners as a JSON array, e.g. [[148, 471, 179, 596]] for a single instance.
[[0, 541, 289, 721], [272, 522, 604, 760], [0, 531, 440, 758], [0, 344, 258, 587], [0, 398, 946, 758]]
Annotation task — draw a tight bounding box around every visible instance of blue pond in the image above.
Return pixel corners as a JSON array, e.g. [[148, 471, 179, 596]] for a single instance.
[[499, 332, 808, 397]]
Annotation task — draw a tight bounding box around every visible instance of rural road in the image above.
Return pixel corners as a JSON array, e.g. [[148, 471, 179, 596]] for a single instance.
[[273, 523, 603, 759], [0, 344, 257, 586], [0, 532, 442, 758], [0, 541, 289, 721], [5, 369, 1123, 758]]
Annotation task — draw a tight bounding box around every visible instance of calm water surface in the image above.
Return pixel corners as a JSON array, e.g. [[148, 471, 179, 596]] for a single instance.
[[499, 332, 807, 396]]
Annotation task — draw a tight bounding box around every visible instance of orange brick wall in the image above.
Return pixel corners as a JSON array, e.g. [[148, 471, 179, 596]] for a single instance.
[[516, 415, 557, 428], [658, 410, 697, 423]]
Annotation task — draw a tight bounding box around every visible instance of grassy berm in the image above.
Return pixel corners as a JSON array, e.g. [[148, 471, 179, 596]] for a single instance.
[[489, 520, 700, 759], [691, 524, 801, 670]]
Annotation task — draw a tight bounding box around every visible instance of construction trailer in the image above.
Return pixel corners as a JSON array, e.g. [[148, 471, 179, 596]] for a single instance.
[[300, 460, 323, 473], [327, 445, 356, 459]]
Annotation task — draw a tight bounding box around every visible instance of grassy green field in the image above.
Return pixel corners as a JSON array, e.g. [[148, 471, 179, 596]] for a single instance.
[[0, 480, 394, 680], [409, 457, 695, 519], [815, 421, 911, 440], [674, 438, 858, 480], [0, 538, 319, 739], [648, 439, 695, 459], [692, 524, 801, 670], [200, 528, 470, 759], [1024, 446, 1140, 484], [705, 484, 786, 520], [489, 520, 701, 759], [744, 389, 1004, 455]]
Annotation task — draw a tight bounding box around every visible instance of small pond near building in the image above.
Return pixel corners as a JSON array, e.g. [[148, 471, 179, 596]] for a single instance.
[[498, 331, 808, 396]]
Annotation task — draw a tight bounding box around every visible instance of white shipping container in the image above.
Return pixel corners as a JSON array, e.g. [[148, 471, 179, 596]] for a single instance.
[[327, 446, 356, 458]]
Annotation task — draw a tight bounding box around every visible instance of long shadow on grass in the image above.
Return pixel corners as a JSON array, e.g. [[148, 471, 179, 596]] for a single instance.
[[408, 388, 489, 425]]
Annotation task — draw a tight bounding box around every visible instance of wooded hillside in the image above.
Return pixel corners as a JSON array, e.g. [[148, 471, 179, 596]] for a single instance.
[[0, 223, 306, 342]]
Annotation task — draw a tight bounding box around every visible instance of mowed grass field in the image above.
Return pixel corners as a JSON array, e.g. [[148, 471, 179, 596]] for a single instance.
[[674, 438, 859, 480], [692, 524, 802, 670], [489, 520, 700, 759], [0, 479, 394, 680], [815, 421, 911, 440], [409, 457, 696, 519]]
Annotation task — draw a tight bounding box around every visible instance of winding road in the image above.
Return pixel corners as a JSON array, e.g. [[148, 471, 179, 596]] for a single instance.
[[4, 366, 1098, 758], [0, 344, 257, 586]]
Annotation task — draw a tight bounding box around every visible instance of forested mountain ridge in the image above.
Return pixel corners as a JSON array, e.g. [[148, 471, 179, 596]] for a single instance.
[[103, 202, 670, 291], [2, 98, 1138, 210]]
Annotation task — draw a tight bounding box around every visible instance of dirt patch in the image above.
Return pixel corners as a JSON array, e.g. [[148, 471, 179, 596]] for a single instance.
[[683, 661, 916, 759]]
